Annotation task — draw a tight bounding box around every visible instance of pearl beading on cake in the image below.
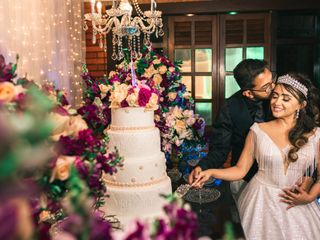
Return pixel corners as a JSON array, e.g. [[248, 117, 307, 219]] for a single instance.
[[277, 74, 308, 98], [109, 125, 155, 131], [104, 176, 168, 187]]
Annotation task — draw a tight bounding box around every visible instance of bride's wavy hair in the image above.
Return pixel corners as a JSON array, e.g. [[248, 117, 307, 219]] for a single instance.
[[277, 73, 320, 162]]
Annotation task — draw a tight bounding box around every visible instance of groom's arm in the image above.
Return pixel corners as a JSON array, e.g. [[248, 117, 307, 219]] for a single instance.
[[198, 101, 233, 170]]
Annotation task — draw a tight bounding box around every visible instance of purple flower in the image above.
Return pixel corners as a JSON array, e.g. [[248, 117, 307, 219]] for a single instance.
[[58, 136, 84, 156], [138, 87, 152, 107], [57, 214, 83, 236], [52, 105, 69, 116], [0, 201, 18, 240], [89, 211, 113, 240], [88, 164, 103, 190], [120, 99, 129, 108], [57, 91, 69, 106], [74, 158, 89, 177], [109, 75, 120, 84], [124, 221, 148, 240], [0, 56, 16, 82]]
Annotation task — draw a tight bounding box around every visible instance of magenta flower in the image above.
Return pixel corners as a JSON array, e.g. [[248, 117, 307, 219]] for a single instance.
[[138, 87, 152, 107], [74, 158, 89, 177], [120, 99, 129, 108], [89, 211, 113, 240]]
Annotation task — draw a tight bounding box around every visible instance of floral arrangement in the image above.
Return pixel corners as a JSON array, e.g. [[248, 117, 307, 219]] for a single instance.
[[36, 88, 123, 223], [112, 195, 198, 240], [78, 70, 111, 137], [160, 106, 206, 154], [80, 47, 207, 170], [0, 54, 124, 239], [109, 82, 159, 110], [0, 54, 18, 82]]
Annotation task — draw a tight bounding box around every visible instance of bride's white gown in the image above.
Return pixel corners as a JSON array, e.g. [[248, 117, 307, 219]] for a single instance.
[[237, 123, 320, 240]]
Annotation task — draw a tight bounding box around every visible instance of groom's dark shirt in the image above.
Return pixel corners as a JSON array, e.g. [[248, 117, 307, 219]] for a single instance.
[[199, 91, 272, 182]]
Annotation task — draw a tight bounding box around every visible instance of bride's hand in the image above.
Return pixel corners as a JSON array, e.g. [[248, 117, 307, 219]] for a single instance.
[[191, 170, 212, 188]]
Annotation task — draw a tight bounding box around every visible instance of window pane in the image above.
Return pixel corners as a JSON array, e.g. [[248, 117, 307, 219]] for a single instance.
[[181, 75, 192, 92], [175, 49, 191, 72], [195, 102, 212, 126], [225, 75, 240, 98], [195, 49, 212, 72], [195, 76, 212, 99], [246, 47, 264, 59], [225, 48, 243, 72]]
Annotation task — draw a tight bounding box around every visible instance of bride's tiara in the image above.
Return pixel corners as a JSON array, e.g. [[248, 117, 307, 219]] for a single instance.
[[277, 74, 308, 98]]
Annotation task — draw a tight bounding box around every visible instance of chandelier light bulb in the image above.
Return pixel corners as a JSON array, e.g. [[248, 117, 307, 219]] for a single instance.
[[83, 0, 163, 60]]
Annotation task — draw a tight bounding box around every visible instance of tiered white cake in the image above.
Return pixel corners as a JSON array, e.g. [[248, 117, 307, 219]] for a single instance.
[[103, 107, 172, 222]]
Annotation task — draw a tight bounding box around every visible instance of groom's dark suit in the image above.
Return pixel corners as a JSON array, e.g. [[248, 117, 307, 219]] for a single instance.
[[199, 91, 272, 182]]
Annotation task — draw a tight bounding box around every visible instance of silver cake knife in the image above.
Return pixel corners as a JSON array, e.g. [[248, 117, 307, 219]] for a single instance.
[[174, 184, 192, 198]]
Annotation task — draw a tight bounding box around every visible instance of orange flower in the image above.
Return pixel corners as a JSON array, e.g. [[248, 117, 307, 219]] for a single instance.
[[50, 156, 77, 182], [0, 81, 15, 103]]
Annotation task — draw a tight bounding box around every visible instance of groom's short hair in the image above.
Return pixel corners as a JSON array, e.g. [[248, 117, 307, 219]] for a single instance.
[[233, 59, 268, 90]]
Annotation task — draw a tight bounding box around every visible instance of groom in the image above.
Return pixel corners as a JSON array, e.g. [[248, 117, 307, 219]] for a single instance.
[[189, 59, 275, 199]]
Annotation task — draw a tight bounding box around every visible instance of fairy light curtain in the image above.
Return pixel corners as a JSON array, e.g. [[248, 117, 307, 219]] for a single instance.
[[0, 0, 85, 106]]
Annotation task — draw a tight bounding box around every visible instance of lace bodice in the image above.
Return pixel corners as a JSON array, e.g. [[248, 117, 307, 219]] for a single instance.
[[250, 123, 320, 188]]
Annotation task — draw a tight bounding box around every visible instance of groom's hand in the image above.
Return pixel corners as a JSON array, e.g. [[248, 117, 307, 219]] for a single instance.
[[188, 166, 202, 185], [279, 186, 314, 210]]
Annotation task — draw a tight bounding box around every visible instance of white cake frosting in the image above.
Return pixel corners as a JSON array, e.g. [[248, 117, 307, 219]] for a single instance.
[[107, 128, 161, 158], [103, 107, 172, 223], [110, 107, 154, 128]]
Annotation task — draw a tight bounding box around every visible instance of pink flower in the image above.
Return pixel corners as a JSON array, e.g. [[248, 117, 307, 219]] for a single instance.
[[138, 87, 152, 107]]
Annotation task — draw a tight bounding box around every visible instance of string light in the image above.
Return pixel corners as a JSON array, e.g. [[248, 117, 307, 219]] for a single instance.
[[0, 0, 85, 107]]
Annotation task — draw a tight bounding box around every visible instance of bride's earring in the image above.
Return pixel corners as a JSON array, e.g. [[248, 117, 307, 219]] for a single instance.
[[295, 109, 300, 119]]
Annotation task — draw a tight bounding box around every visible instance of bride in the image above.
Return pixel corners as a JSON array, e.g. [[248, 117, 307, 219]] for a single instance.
[[192, 73, 320, 239]]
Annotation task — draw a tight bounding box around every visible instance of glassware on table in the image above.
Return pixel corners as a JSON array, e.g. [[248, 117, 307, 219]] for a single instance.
[[167, 148, 182, 182], [182, 155, 221, 204]]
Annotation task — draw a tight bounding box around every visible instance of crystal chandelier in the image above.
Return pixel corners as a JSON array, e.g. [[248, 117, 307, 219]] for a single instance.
[[83, 0, 164, 60]]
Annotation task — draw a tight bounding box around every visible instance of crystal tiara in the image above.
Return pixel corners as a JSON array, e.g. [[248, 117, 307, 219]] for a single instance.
[[277, 74, 308, 98]]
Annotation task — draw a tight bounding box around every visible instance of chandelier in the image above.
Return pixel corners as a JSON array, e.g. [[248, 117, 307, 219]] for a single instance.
[[83, 0, 164, 60]]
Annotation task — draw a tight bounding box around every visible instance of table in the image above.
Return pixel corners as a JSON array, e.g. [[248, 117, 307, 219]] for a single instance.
[[172, 180, 245, 239]]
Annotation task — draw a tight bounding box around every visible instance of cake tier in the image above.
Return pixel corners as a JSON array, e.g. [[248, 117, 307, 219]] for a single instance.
[[110, 107, 154, 128], [107, 128, 161, 158], [104, 153, 167, 184], [102, 177, 172, 221]]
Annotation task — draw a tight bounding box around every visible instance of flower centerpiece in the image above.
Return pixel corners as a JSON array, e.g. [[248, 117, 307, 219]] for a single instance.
[[0, 54, 124, 237], [81, 46, 207, 173]]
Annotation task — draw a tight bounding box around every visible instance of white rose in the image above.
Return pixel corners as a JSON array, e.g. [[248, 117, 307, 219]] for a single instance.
[[183, 91, 191, 99], [153, 59, 161, 65], [126, 88, 139, 107], [168, 67, 175, 72], [158, 65, 167, 74], [153, 73, 163, 85], [175, 119, 186, 135], [154, 114, 161, 122], [186, 116, 196, 126], [65, 115, 88, 138], [172, 106, 183, 118], [143, 65, 156, 78], [50, 156, 77, 182], [110, 83, 128, 105], [99, 84, 112, 99], [14, 84, 27, 98], [109, 71, 116, 78], [50, 112, 71, 141], [146, 93, 159, 110], [168, 92, 177, 101]]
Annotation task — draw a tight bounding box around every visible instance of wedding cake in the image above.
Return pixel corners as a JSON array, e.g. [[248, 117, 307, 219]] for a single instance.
[[103, 107, 172, 222]]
